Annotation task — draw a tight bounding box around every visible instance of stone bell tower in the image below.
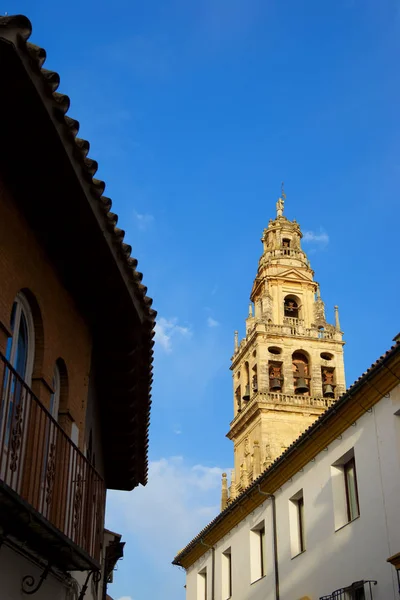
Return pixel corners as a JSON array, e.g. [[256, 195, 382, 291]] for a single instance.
[[221, 189, 345, 508]]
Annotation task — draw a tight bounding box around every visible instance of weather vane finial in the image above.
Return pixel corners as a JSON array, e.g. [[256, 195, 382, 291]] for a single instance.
[[276, 182, 285, 217]]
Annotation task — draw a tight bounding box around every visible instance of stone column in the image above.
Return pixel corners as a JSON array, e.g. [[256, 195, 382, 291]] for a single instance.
[[282, 350, 294, 395], [229, 469, 237, 502], [334, 305, 341, 331]]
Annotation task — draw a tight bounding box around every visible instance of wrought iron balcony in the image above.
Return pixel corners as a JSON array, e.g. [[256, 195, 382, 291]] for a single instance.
[[0, 351, 105, 571], [320, 579, 377, 599]]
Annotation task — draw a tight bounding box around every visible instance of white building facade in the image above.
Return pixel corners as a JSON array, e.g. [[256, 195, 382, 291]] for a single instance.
[[175, 341, 400, 600]]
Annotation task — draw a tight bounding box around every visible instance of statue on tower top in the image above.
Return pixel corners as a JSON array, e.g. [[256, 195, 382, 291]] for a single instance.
[[276, 181, 286, 218]]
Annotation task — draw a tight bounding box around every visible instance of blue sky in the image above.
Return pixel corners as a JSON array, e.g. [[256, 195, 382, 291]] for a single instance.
[[9, 1, 400, 598]]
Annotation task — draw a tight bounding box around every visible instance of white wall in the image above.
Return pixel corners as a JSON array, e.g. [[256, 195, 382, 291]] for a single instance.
[[186, 383, 400, 600], [0, 545, 70, 600], [0, 544, 101, 600]]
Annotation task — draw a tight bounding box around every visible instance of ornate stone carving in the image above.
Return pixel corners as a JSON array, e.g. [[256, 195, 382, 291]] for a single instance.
[[276, 196, 284, 217], [263, 443, 272, 469], [314, 294, 326, 327]]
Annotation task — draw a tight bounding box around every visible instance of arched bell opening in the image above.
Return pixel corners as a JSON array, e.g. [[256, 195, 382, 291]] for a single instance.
[[321, 366, 336, 399], [242, 361, 250, 401], [235, 385, 242, 413], [252, 363, 258, 393], [292, 351, 311, 395], [284, 294, 301, 319], [269, 361, 283, 392], [282, 238, 291, 255]]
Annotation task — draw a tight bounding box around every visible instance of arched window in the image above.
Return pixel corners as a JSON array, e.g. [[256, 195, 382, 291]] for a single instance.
[[5, 293, 35, 384], [292, 351, 310, 395], [284, 295, 300, 319], [242, 362, 250, 401], [282, 238, 291, 255], [2, 293, 35, 449]]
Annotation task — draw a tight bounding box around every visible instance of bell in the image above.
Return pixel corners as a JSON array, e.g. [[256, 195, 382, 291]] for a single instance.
[[295, 377, 309, 394], [323, 384, 335, 398], [270, 378, 282, 391], [242, 384, 250, 401]]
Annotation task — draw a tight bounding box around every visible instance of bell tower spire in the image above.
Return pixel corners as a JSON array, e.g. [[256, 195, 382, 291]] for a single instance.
[[225, 191, 346, 501]]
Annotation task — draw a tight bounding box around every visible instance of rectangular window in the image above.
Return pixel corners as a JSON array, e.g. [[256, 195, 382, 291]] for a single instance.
[[344, 457, 360, 522], [197, 568, 207, 600], [250, 522, 265, 583], [260, 526, 265, 577], [331, 449, 360, 530], [222, 548, 232, 599], [297, 496, 305, 552], [289, 490, 305, 556]]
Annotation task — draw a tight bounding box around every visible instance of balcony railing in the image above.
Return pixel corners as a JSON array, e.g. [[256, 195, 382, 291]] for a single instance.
[[320, 580, 377, 599], [0, 351, 105, 568]]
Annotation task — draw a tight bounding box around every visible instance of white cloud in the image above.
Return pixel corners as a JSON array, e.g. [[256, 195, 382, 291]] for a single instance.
[[302, 230, 329, 245], [207, 316, 219, 328], [117, 597, 133, 600], [106, 457, 224, 582], [173, 426, 182, 435], [134, 211, 154, 230], [155, 317, 192, 353]]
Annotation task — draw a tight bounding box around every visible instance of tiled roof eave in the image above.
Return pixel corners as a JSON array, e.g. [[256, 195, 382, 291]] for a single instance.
[[0, 14, 156, 488]]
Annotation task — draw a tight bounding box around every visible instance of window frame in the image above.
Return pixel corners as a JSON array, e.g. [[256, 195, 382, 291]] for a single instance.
[[344, 457, 360, 522], [1, 293, 35, 449], [197, 568, 207, 600], [250, 521, 266, 583], [331, 448, 360, 531], [6, 292, 35, 385], [259, 525, 265, 577], [297, 496, 305, 553], [222, 548, 232, 599], [289, 489, 306, 557]]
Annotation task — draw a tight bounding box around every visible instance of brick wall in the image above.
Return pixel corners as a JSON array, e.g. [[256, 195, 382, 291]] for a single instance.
[[0, 176, 92, 450]]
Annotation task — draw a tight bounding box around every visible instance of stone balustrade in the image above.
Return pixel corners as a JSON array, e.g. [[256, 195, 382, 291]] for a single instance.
[[257, 391, 333, 408], [231, 391, 334, 425], [261, 247, 310, 266], [236, 323, 341, 351]]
